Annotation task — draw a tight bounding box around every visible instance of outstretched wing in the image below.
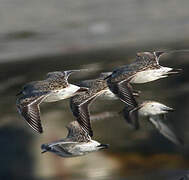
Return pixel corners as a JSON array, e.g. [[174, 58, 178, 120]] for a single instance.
[[41, 140, 77, 154], [122, 105, 140, 130], [109, 79, 139, 129], [70, 96, 97, 137], [16, 94, 48, 133], [108, 79, 137, 106], [149, 115, 183, 146]]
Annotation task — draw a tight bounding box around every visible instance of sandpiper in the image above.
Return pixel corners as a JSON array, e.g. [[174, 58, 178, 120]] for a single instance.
[[122, 101, 183, 145], [16, 70, 88, 134], [41, 121, 108, 157], [70, 72, 139, 137], [106, 51, 180, 85], [70, 72, 115, 137], [77, 72, 118, 99], [105, 51, 181, 129]]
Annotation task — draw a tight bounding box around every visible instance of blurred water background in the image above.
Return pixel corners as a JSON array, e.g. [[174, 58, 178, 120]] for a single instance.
[[1, 0, 189, 179]]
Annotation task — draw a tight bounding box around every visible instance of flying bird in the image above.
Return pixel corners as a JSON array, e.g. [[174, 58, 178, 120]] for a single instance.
[[16, 70, 88, 134], [41, 121, 108, 157], [122, 101, 183, 145], [105, 51, 181, 129], [70, 72, 118, 137]]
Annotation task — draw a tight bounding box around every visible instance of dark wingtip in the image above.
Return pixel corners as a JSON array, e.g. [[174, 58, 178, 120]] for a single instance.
[[131, 115, 140, 130], [38, 128, 43, 134], [178, 137, 185, 146], [31, 125, 43, 134], [25, 119, 43, 134], [35, 124, 43, 134], [89, 130, 93, 137], [121, 107, 140, 130], [134, 120, 140, 130]]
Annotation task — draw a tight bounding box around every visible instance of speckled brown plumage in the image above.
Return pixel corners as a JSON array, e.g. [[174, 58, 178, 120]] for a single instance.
[[66, 121, 91, 142], [106, 51, 180, 130], [41, 120, 108, 157], [21, 72, 69, 94], [70, 72, 111, 137], [16, 70, 88, 134], [108, 52, 161, 83], [72, 79, 107, 105]]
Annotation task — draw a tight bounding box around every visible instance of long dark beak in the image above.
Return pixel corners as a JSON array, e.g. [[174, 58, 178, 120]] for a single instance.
[[104, 74, 112, 80], [163, 107, 174, 112], [97, 144, 109, 150]]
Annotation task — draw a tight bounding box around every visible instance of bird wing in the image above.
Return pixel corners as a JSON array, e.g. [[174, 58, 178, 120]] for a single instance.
[[122, 105, 140, 130], [149, 116, 183, 146], [41, 140, 77, 154], [16, 93, 48, 133], [70, 96, 97, 137], [47, 140, 77, 147], [66, 121, 91, 142], [76, 79, 95, 88], [109, 78, 137, 106], [109, 79, 139, 129]]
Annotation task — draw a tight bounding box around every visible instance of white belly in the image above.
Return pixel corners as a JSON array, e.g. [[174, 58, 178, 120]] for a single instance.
[[44, 84, 80, 102], [138, 104, 167, 116], [130, 67, 172, 84], [138, 106, 154, 116]]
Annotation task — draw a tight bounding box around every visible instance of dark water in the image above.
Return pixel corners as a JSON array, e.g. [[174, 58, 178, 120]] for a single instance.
[[1, 0, 189, 179], [1, 44, 189, 180]]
